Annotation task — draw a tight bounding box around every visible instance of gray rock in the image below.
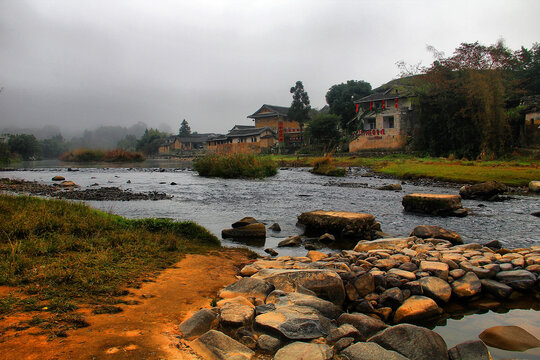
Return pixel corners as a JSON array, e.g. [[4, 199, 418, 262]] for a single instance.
[[256, 334, 281, 354], [265, 248, 278, 256], [326, 323, 362, 344], [266, 291, 343, 319], [341, 342, 409, 360], [252, 269, 346, 306], [380, 287, 404, 310], [402, 193, 465, 217], [232, 217, 259, 228], [418, 276, 452, 303], [388, 268, 416, 281], [298, 210, 380, 240], [480, 279, 513, 299], [410, 225, 463, 245], [337, 313, 388, 341], [378, 183, 403, 191], [269, 222, 281, 231], [274, 342, 333, 360], [222, 223, 266, 238], [495, 270, 536, 291], [219, 298, 255, 327], [333, 337, 355, 353], [448, 340, 491, 360], [189, 330, 254, 360], [178, 308, 217, 339], [219, 277, 274, 303], [368, 323, 448, 360], [403, 280, 423, 295], [459, 181, 507, 200], [451, 272, 481, 298], [254, 305, 331, 340], [353, 273, 375, 297]]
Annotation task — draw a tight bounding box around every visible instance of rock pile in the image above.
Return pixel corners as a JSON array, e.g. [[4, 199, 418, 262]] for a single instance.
[[179, 234, 540, 359]]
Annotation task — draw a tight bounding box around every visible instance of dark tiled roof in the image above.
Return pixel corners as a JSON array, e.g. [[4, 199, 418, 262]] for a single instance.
[[230, 125, 256, 131], [228, 126, 276, 138], [248, 104, 290, 118]]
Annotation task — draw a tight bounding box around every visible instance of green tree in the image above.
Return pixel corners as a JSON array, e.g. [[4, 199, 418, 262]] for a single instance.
[[288, 81, 311, 129], [179, 119, 191, 136], [305, 114, 342, 147], [117, 134, 138, 151], [8, 134, 41, 160], [39, 134, 68, 159], [0, 138, 10, 165], [136, 129, 168, 155], [325, 80, 372, 133]]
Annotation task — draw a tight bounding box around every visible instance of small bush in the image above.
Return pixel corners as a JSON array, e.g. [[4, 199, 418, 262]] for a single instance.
[[310, 155, 347, 177], [59, 149, 145, 163], [193, 154, 278, 179]]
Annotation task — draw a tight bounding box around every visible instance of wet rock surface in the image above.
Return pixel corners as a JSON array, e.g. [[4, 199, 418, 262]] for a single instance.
[[402, 193, 469, 217]]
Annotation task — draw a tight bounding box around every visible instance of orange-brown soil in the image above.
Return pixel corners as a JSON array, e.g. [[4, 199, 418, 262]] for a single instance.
[[0, 249, 251, 360]]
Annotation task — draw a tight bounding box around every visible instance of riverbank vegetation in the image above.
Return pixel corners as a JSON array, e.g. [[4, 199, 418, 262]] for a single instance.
[[272, 154, 540, 186], [193, 154, 278, 179], [310, 155, 347, 177], [59, 148, 145, 162], [0, 194, 221, 335]]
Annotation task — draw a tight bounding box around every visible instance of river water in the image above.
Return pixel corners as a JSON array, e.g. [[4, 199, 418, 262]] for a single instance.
[[2, 160, 540, 358]]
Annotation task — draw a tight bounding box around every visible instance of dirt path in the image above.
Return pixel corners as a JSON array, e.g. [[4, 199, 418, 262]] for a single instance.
[[0, 249, 251, 360]]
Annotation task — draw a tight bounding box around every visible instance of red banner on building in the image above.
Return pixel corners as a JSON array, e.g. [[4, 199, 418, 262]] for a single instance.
[[382, 100, 385, 110], [278, 122, 284, 142], [395, 98, 398, 108], [355, 104, 359, 113]]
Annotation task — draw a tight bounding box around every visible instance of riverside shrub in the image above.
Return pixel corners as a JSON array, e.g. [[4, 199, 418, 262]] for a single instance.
[[193, 154, 278, 179], [60, 149, 145, 162], [310, 156, 346, 177]]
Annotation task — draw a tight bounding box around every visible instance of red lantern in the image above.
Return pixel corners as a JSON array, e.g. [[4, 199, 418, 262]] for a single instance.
[[382, 100, 385, 110], [395, 98, 398, 108], [355, 104, 359, 113]]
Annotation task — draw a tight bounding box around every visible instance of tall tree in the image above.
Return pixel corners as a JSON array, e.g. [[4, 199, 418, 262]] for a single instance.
[[325, 80, 372, 133], [136, 128, 168, 155], [288, 81, 311, 129], [179, 119, 191, 136], [305, 114, 342, 146], [7, 134, 41, 160]]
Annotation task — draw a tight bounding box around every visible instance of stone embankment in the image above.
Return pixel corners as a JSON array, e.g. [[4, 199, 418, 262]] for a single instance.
[[179, 232, 540, 359]]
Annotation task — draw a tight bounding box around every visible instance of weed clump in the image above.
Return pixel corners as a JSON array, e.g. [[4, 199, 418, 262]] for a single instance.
[[59, 149, 145, 163], [193, 154, 278, 179], [310, 155, 347, 177]]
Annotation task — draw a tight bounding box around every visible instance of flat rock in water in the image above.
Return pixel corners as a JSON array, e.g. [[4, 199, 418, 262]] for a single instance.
[[278, 236, 303, 247], [459, 181, 507, 200], [368, 323, 449, 360], [448, 340, 491, 360], [410, 225, 463, 245], [393, 295, 442, 323], [479, 325, 540, 352], [51, 176, 65, 181], [479, 279, 513, 299], [232, 217, 259, 228], [402, 193, 465, 217], [341, 342, 409, 360], [495, 269, 536, 291], [252, 269, 345, 306], [274, 342, 333, 360], [190, 330, 254, 360], [529, 180, 540, 193], [219, 277, 274, 303], [58, 180, 79, 187], [222, 223, 266, 239], [297, 210, 380, 239]]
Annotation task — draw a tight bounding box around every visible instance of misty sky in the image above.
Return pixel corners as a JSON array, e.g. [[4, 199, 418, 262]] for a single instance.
[[0, 0, 539, 135]]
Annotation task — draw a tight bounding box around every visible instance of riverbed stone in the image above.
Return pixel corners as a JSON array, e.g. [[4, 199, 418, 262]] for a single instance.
[[232, 217, 259, 228], [256, 334, 282, 354], [58, 180, 79, 187], [222, 223, 266, 239], [393, 295, 442, 323], [354, 237, 413, 252], [448, 340, 491, 360], [418, 277, 452, 303], [388, 268, 416, 281], [278, 236, 303, 247], [451, 272, 481, 298], [266, 291, 342, 320], [326, 323, 362, 344], [410, 225, 463, 245], [252, 269, 345, 305], [178, 308, 218, 339], [218, 297, 255, 327], [190, 330, 254, 360], [378, 183, 403, 191], [420, 261, 449, 280], [373, 258, 400, 271], [337, 312, 388, 341], [528, 180, 540, 193], [495, 270, 536, 291], [380, 287, 404, 310], [368, 323, 449, 360], [479, 325, 540, 352], [341, 342, 409, 360], [218, 277, 274, 303], [254, 305, 330, 340], [459, 181, 507, 200], [319, 233, 336, 243], [51, 176, 65, 181], [402, 193, 465, 217], [274, 342, 333, 360], [297, 210, 380, 239], [269, 223, 281, 231], [307, 250, 328, 262]]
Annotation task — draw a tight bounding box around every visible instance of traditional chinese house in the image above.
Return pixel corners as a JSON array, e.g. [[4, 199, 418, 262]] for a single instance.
[[158, 133, 216, 154], [349, 87, 415, 151], [206, 125, 277, 154], [247, 104, 302, 146]]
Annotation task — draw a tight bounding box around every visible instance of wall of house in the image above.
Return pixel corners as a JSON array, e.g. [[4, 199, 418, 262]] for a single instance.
[[254, 117, 300, 132], [207, 140, 275, 154]]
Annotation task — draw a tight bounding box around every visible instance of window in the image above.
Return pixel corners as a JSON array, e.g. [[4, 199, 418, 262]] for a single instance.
[[383, 116, 394, 129], [364, 118, 376, 130]]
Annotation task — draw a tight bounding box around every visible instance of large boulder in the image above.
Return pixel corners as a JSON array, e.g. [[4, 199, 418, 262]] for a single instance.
[[402, 193, 467, 217], [353, 237, 413, 252], [189, 330, 254, 360], [274, 342, 333, 360], [337, 313, 388, 341], [252, 269, 345, 306], [448, 340, 491, 360], [410, 225, 463, 245], [393, 295, 443, 323], [479, 325, 540, 352], [218, 277, 274, 303], [178, 308, 218, 339], [254, 305, 331, 340], [368, 323, 448, 360], [222, 222, 266, 239], [341, 342, 409, 360], [459, 181, 507, 200], [418, 277, 452, 303], [495, 269, 537, 291], [297, 210, 381, 239]]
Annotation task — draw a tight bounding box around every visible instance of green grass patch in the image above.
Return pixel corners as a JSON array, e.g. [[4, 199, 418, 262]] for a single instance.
[[59, 148, 145, 162], [0, 194, 221, 318], [193, 154, 278, 179]]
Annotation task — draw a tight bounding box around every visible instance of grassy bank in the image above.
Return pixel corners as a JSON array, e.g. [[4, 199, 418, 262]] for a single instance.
[[0, 194, 222, 334], [59, 149, 145, 162], [272, 154, 540, 186], [193, 154, 278, 179], [310, 156, 346, 177]]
